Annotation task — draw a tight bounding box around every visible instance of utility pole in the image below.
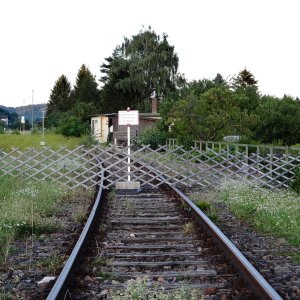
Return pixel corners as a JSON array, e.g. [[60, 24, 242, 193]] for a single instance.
[[31, 90, 34, 131], [40, 110, 45, 146]]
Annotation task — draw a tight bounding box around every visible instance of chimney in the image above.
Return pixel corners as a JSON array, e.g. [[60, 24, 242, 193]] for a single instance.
[[150, 89, 158, 113], [151, 98, 158, 113]]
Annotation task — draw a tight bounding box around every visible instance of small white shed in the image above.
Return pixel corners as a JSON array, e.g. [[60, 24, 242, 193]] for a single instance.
[[90, 114, 111, 143]]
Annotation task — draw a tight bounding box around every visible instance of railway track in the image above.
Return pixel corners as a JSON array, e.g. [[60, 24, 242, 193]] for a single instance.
[[47, 178, 282, 299]]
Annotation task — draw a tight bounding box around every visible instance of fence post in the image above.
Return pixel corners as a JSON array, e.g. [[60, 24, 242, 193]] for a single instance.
[[269, 147, 273, 178], [245, 145, 249, 177], [256, 146, 260, 170], [227, 144, 229, 159]]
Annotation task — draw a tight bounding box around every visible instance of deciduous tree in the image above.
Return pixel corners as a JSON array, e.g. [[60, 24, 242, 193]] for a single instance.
[[100, 27, 179, 112]]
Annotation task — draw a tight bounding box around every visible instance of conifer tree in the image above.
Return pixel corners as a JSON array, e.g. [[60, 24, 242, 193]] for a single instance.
[[46, 75, 72, 117], [72, 64, 100, 107]]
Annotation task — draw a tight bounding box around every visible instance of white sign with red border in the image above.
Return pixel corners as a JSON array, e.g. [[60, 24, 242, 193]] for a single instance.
[[118, 110, 139, 126]]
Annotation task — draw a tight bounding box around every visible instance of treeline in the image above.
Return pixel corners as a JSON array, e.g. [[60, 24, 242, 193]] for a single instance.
[[159, 72, 300, 147], [0, 107, 18, 131], [0, 104, 47, 132], [46, 26, 300, 145]]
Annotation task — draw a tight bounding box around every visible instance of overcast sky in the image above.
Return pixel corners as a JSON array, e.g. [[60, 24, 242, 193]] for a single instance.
[[0, 0, 299, 108]]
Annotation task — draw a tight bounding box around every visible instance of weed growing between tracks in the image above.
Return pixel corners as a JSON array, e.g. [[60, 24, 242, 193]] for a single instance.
[[195, 200, 219, 223], [109, 276, 204, 300]]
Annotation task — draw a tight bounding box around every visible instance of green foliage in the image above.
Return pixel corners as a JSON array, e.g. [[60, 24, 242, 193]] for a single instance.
[[254, 95, 300, 145], [231, 68, 258, 89], [57, 116, 89, 137], [12, 129, 20, 135], [218, 180, 300, 246], [31, 127, 40, 134], [0, 176, 93, 264], [0, 121, 4, 134], [195, 201, 218, 223], [0, 132, 84, 151], [72, 64, 101, 117], [110, 277, 202, 300], [100, 26, 178, 112], [196, 201, 211, 211], [0, 107, 19, 130], [46, 65, 101, 132], [81, 133, 98, 147], [46, 111, 67, 129], [37, 253, 64, 274], [0, 177, 64, 260], [166, 86, 255, 144], [133, 126, 166, 149], [46, 75, 72, 125]]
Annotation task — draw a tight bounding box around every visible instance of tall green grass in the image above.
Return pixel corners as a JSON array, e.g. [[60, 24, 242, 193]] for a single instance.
[[218, 180, 300, 247], [0, 132, 86, 151], [0, 176, 76, 263]]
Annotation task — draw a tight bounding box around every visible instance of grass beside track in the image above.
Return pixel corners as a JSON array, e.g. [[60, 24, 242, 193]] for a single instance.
[[0, 175, 93, 265], [191, 180, 300, 248], [0, 132, 86, 151]]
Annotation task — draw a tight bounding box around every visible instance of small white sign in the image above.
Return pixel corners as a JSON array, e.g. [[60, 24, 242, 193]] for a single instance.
[[21, 116, 25, 124], [118, 110, 139, 126]]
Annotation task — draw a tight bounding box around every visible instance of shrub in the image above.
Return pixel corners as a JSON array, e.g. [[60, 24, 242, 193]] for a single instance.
[[57, 116, 89, 137], [178, 134, 194, 150], [134, 127, 166, 149], [12, 129, 20, 135], [0, 122, 4, 134], [31, 128, 40, 134], [81, 133, 98, 147]]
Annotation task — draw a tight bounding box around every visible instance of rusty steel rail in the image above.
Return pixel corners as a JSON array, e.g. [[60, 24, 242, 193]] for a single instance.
[[167, 184, 282, 300], [46, 159, 105, 300]]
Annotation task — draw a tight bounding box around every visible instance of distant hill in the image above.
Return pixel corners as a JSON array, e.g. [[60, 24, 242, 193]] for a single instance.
[[0, 103, 47, 124]]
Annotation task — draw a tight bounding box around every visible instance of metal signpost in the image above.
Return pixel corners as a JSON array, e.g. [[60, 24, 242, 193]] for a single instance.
[[118, 108, 139, 182]]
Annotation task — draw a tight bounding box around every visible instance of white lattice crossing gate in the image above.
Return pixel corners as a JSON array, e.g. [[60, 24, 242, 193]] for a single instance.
[[0, 144, 299, 190]]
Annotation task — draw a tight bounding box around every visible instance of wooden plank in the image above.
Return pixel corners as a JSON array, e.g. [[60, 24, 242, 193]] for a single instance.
[[103, 252, 203, 258], [108, 270, 217, 279], [104, 244, 196, 250], [108, 260, 209, 267], [119, 237, 194, 243], [100, 282, 225, 290]]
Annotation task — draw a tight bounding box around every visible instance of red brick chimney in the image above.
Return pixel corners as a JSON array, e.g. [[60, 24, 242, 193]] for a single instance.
[[151, 98, 158, 113], [150, 89, 158, 113]]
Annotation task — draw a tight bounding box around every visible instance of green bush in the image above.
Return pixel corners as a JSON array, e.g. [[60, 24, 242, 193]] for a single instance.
[[134, 127, 166, 149], [0, 122, 4, 134], [31, 128, 40, 134], [81, 133, 98, 147], [57, 116, 89, 137], [178, 134, 194, 150]]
